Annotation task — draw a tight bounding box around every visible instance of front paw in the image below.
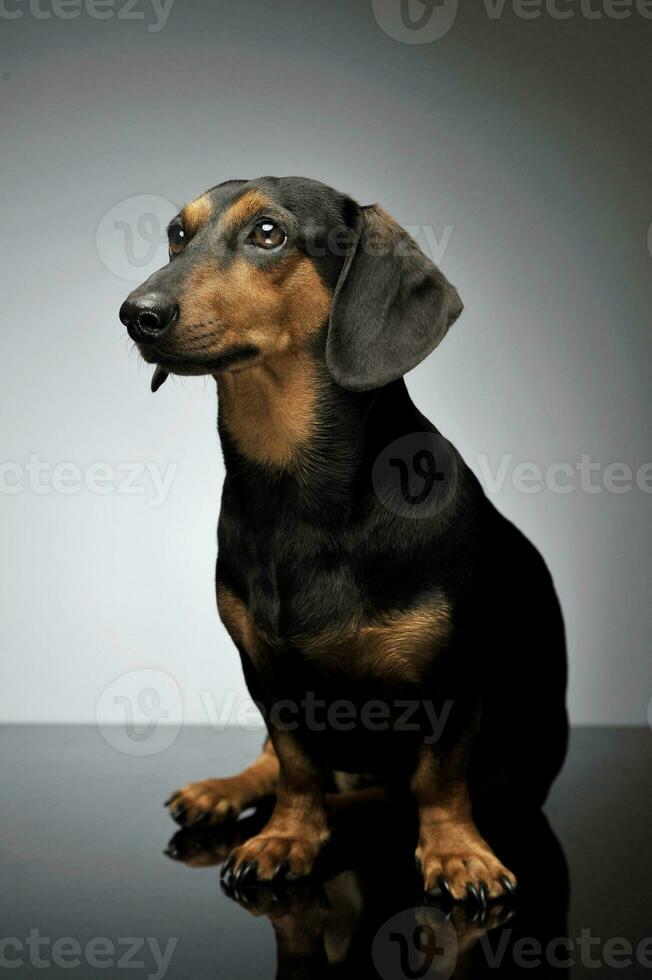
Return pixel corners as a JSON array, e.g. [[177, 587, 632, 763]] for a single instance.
[[221, 831, 326, 885], [164, 777, 249, 828], [417, 832, 516, 905]]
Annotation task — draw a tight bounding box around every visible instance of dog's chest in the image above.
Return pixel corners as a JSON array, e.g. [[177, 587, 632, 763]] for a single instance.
[[217, 499, 453, 692], [217, 561, 452, 690]]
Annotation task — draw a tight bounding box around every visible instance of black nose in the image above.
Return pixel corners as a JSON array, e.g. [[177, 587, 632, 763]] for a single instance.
[[119, 293, 179, 342]]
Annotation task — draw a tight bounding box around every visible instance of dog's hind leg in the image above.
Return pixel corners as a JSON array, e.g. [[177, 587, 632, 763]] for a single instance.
[[165, 738, 279, 829]]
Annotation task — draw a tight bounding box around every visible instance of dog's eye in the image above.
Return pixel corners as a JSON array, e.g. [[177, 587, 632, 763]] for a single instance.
[[168, 225, 186, 256], [248, 220, 286, 251]]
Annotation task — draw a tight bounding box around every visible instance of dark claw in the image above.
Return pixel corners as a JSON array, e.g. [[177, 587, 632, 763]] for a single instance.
[[171, 805, 186, 824], [234, 861, 257, 887], [500, 875, 516, 897], [477, 881, 489, 908], [244, 863, 262, 884], [163, 844, 179, 859], [220, 855, 236, 881], [437, 876, 454, 903], [475, 906, 489, 926], [194, 811, 212, 827], [272, 859, 290, 882], [466, 883, 481, 907]]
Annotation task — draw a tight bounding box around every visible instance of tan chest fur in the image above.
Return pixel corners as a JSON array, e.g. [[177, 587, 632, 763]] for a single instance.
[[216, 584, 452, 685]]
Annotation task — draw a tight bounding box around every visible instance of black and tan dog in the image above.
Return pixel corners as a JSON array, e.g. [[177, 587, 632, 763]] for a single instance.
[[119, 176, 568, 906]]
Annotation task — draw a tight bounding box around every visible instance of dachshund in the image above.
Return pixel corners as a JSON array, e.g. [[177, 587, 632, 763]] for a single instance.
[[119, 176, 568, 907]]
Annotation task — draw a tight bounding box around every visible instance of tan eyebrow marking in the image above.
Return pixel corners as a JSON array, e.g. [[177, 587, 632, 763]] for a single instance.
[[181, 194, 213, 236], [219, 189, 273, 233]]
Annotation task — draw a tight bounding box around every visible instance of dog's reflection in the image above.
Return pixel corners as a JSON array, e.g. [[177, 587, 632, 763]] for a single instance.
[[164, 793, 569, 979]]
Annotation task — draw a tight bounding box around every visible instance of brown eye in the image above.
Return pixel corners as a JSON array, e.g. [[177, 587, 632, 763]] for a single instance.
[[249, 220, 286, 251], [168, 225, 186, 256]]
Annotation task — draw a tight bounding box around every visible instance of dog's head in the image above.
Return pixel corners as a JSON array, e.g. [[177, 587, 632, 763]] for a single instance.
[[119, 177, 462, 393]]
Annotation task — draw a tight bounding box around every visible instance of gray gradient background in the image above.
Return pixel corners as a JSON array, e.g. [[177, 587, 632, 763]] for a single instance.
[[1, 0, 650, 724]]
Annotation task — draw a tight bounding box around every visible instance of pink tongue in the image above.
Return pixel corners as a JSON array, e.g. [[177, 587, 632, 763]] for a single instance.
[[151, 366, 169, 393]]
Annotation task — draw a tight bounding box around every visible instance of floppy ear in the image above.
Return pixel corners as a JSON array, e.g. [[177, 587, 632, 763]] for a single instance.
[[326, 204, 463, 391]]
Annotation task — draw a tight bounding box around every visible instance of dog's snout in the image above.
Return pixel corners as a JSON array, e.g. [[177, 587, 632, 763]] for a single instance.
[[119, 292, 179, 343]]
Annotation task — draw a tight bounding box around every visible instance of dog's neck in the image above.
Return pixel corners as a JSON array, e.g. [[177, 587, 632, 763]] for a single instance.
[[215, 350, 411, 516], [215, 349, 326, 471]]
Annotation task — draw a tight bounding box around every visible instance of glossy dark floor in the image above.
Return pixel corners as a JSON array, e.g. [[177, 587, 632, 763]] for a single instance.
[[2, 726, 650, 978]]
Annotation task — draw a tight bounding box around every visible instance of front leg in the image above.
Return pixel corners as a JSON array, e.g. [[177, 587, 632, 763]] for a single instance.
[[412, 723, 516, 904], [222, 729, 330, 885]]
